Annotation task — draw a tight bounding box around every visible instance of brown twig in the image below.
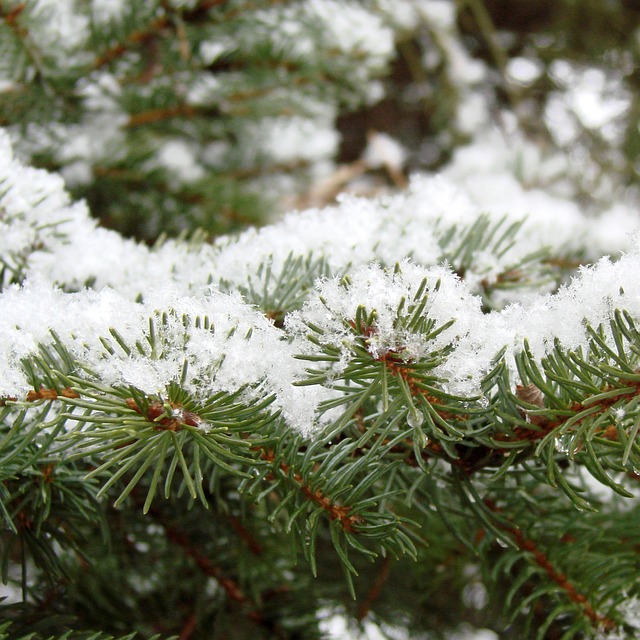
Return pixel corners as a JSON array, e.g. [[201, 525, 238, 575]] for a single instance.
[[485, 500, 617, 632], [95, 15, 170, 68], [501, 379, 640, 445], [125, 397, 203, 431], [164, 524, 250, 605], [93, 0, 270, 70], [125, 104, 198, 127], [178, 611, 198, 640], [1, 2, 27, 36], [260, 448, 365, 533], [154, 515, 287, 638], [25, 387, 79, 401], [357, 556, 391, 621], [199, 0, 289, 22], [228, 515, 263, 555]]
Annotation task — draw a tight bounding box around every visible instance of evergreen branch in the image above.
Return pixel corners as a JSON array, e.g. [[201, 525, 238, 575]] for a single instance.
[[177, 612, 198, 640], [205, 0, 298, 24], [124, 397, 203, 431], [2, 4, 640, 636], [356, 555, 391, 621], [0, 2, 26, 36], [145, 509, 290, 639], [0, 1, 50, 83], [458, 0, 522, 117], [0, 626, 170, 640], [25, 387, 80, 402], [91, 0, 284, 72], [484, 499, 618, 633], [227, 514, 263, 556], [163, 522, 251, 606], [125, 104, 200, 128], [224, 252, 334, 327], [94, 14, 170, 69], [259, 447, 364, 534]]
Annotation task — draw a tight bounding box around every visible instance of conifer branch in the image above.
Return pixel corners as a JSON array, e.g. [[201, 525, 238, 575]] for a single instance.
[[227, 514, 264, 556], [125, 397, 203, 431], [25, 387, 80, 402], [178, 612, 198, 640], [163, 523, 250, 606], [125, 104, 200, 128], [259, 448, 364, 533], [154, 513, 291, 640], [500, 378, 640, 446], [94, 15, 171, 69], [2, 2, 640, 637], [0, 2, 26, 35], [357, 555, 391, 621], [485, 499, 617, 633]]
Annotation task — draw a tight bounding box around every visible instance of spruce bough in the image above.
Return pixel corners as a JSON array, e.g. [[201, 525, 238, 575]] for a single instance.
[[2, 129, 640, 639], [1, 1, 640, 639]]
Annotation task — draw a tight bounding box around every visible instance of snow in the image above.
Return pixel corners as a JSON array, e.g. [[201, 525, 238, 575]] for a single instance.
[[596, 597, 640, 639], [0, 280, 329, 436], [91, 0, 128, 23], [506, 57, 544, 86], [243, 115, 340, 165], [29, 0, 91, 67], [251, 1, 394, 65], [153, 140, 206, 185], [199, 41, 232, 66], [415, 0, 457, 31], [318, 605, 498, 640], [2, 127, 640, 434], [286, 261, 481, 370], [545, 61, 631, 147], [306, 0, 394, 62], [363, 131, 407, 172]]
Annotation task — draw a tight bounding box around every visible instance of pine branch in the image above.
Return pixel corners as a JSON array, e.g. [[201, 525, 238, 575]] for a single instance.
[[356, 555, 391, 621], [259, 447, 364, 534], [485, 499, 617, 634], [162, 522, 253, 606], [144, 500, 297, 640], [2, 4, 640, 637], [125, 105, 200, 128], [0, 2, 26, 35], [94, 14, 171, 69]]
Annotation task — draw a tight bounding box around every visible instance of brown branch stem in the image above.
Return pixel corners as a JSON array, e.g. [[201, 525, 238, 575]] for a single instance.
[[1, 2, 26, 33], [25, 387, 79, 401], [260, 448, 364, 533], [163, 524, 249, 605], [94, 15, 170, 68], [504, 379, 640, 445], [125, 104, 198, 127], [125, 397, 203, 431], [357, 556, 391, 621], [227, 514, 264, 556], [485, 500, 616, 632]]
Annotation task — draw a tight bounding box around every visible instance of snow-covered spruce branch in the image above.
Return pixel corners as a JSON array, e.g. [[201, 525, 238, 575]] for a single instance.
[[2, 128, 640, 634]]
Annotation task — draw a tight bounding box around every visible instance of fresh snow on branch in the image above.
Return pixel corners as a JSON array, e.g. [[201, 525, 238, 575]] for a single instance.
[[0, 279, 327, 433], [1, 127, 640, 434], [4, 124, 637, 295]]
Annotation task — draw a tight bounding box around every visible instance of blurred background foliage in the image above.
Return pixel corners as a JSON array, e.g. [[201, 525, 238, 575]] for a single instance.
[[1, 0, 639, 243], [340, 0, 640, 203]]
